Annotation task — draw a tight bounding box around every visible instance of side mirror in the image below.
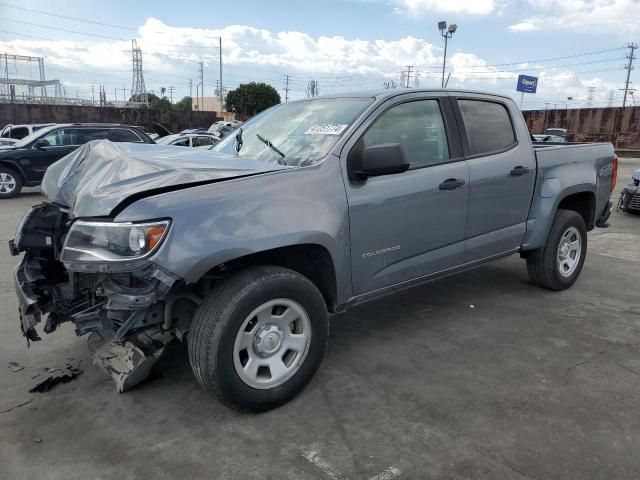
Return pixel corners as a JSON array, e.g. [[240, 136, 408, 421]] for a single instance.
[[351, 143, 410, 179], [33, 139, 48, 150]]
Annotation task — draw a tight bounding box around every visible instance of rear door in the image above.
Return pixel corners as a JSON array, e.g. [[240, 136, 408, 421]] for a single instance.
[[451, 95, 536, 261], [343, 93, 469, 295]]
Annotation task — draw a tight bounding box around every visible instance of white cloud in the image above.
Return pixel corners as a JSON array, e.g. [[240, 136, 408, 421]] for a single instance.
[[393, 0, 496, 15], [509, 0, 640, 32], [0, 17, 622, 105], [508, 22, 539, 32]]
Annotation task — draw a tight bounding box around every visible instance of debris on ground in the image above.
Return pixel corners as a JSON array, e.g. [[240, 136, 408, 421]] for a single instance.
[[29, 363, 83, 393], [33, 438, 42, 444], [8, 361, 24, 373], [94, 329, 173, 393]]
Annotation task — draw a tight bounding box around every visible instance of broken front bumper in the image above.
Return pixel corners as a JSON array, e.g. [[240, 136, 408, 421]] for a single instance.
[[14, 257, 42, 342]]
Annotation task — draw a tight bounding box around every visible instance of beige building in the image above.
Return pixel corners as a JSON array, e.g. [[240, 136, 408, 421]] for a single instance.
[[192, 96, 223, 113]]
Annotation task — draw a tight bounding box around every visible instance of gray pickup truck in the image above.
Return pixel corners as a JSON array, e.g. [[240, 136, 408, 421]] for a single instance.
[[11, 90, 617, 411]]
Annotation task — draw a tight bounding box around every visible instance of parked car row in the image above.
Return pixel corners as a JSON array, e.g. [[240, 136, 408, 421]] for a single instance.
[[0, 123, 153, 198], [0, 119, 244, 198]]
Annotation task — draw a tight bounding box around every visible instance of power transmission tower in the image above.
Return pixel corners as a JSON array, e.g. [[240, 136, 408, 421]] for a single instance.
[[384, 80, 397, 89], [622, 42, 637, 108], [130, 40, 147, 105], [168, 86, 174, 103], [607, 89, 616, 107], [284, 74, 290, 102], [306, 79, 319, 98], [586, 87, 596, 107]]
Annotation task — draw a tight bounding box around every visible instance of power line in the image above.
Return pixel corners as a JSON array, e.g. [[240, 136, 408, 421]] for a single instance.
[[0, 2, 136, 30], [0, 16, 221, 49]]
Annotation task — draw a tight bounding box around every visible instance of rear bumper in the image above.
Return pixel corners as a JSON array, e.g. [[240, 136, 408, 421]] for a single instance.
[[13, 257, 42, 342]]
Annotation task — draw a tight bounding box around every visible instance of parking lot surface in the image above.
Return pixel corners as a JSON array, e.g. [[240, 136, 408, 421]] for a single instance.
[[1, 159, 639, 480]]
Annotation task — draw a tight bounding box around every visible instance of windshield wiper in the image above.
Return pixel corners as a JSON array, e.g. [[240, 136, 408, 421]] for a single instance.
[[256, 134, 286, 163], [234, 128, 243, 153]]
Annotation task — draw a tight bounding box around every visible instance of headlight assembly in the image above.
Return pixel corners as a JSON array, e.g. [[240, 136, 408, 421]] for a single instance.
[[61, 219, 170, 264]]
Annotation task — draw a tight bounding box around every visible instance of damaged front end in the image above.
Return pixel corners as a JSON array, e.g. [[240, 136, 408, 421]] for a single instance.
[[11, 203, 200, 392]]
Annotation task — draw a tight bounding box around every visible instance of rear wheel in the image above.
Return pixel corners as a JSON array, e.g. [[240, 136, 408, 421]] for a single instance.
[[188, 266, 329, 411], [0, 167, 22, 199], [526, 209, 587, 290]]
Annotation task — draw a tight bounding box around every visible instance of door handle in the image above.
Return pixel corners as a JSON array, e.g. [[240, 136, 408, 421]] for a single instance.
[[439, 178, 466, 190], [510, 166, 530, 176]]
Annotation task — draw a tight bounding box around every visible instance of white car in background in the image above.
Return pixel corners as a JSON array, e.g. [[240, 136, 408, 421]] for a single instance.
[[0, 123, 55, 146], [156, 133, 219, 148]]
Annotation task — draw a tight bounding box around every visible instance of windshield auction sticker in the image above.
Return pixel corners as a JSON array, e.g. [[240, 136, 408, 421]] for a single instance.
[[305, 124, 348, 135]]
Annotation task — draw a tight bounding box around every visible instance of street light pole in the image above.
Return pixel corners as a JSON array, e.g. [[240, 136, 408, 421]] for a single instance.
[[438, 21, 457, 89]]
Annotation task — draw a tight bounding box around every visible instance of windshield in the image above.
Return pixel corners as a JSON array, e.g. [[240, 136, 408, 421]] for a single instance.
[[213, 97, 373, 166], [13, 125, 58, 148]]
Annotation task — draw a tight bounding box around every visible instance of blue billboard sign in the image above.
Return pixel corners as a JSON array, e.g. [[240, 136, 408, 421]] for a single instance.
[[516, 75, 538, 94]]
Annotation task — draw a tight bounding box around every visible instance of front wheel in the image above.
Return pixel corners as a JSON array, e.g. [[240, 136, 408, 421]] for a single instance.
[[188, 266, 329, 411], [526, 209, 587, 291], [0, 167, 22, 199]]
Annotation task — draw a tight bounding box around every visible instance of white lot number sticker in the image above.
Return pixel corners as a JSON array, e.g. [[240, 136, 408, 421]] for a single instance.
[[305, 124, 348, 135]]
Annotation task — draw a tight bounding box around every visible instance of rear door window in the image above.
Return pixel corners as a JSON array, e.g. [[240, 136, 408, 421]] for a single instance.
[[458, 99, 516, 156], [9, 127, 29, 139], [109, 128, 143, 143], [194, 136, 215, 147]]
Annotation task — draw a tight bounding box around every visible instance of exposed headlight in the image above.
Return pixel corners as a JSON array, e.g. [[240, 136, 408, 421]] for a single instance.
[[61, 219, 170, 263]]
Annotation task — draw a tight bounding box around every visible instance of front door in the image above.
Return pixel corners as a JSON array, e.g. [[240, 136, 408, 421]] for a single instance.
[[29, 128, 81, 181], [343, 94, 469, 296]]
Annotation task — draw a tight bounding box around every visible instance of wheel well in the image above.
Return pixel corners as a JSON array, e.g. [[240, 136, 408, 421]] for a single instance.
[[557, 192, 596, 230], [207, 244, 338, 313]]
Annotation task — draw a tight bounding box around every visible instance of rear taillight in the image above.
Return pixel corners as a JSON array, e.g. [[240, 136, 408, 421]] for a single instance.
[[611, 155, 618, 191]]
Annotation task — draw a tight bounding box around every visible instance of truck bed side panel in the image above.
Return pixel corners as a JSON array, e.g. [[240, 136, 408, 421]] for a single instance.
[[521, 143, 614, 251]]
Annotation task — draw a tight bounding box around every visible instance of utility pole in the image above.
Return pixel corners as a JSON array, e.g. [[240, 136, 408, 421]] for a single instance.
[[199, 61, 204, 112], [218, 37, 223, 112], [91, 85, 95, 105], [622, 42, 638, 108], [168, 86, 174, 103], [188, 79, 193, 126], [586, 87, 596, 107], [284, 74, 290, 102]]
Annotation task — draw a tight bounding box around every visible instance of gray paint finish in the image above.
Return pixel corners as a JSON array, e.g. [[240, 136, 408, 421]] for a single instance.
[[45, 89, 615, 310]]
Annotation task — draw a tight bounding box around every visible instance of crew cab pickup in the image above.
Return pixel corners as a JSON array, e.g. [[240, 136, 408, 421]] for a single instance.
[[11, 90, 617, 411]]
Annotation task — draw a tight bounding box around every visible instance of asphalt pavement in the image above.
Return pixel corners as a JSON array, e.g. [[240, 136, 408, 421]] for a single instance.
[[1, 159, 639, 480]]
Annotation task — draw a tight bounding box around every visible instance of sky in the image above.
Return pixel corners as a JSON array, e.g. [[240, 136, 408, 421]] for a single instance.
[[0, 0, 638, 109]]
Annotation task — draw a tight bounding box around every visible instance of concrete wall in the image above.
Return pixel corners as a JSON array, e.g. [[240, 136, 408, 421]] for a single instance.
[[0, 103, 221, 133], [523, 106, 640, 148]]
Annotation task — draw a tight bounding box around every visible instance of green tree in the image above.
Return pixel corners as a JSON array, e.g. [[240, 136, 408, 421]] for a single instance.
[[149, 97, 172, 110], [225, 82, 280, 116], [175, 96, 192, 111]]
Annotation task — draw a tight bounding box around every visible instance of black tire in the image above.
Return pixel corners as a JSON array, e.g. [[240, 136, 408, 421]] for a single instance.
[[188, 266, 329, 412], [0, 166, 23, 199], [526, 209, 587, 291]]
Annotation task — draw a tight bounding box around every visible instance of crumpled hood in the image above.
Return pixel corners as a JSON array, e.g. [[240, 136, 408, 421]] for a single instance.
[[42, 140, 288, 218]]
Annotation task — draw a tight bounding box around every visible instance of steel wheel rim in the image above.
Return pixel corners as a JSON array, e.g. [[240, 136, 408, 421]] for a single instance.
[[233, 298, 312, 390], [0, 172, 16, 194], [557, 226, 582, 278]]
